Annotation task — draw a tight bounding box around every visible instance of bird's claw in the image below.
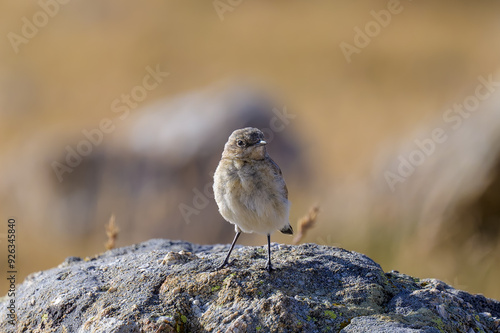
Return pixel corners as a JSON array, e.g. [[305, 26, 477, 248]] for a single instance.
[[216, 261, 228, 271]]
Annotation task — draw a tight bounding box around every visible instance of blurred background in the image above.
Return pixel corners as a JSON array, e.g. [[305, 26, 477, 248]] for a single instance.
[[1, 0, 500, 299]]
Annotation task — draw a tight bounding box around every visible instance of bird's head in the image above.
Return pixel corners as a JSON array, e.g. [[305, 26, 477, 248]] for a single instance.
[[223, 127, 267, 160]]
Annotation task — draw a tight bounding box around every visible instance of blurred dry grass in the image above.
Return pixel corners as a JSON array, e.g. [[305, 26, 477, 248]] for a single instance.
[[1, 1, 500, 298]]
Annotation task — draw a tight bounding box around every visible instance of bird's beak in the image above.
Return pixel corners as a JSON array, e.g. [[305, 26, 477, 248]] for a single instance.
[[257, 140, 267, 146]]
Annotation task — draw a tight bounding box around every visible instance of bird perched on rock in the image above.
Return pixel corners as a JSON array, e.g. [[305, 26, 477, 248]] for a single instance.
[[213, 127, 293, 272]]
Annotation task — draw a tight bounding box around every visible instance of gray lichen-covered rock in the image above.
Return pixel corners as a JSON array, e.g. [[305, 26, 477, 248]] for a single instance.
[[1, 240, 499, 332]]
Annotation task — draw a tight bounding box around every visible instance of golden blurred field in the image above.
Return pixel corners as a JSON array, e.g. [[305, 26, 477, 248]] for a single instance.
[[2, 1, 500, 299]]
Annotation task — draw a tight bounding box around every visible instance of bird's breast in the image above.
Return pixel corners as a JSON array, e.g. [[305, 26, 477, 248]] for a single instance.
[[213, 158, 290, 234]]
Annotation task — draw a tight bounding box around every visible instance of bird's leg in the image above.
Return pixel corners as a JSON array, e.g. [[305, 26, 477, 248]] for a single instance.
[[217, 231, 241, 270], [266, 234, 274, 273]]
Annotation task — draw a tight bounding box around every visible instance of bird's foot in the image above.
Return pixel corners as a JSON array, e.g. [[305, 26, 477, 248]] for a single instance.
[[266, 262, 274, 273], [216, 261, 229, 271]]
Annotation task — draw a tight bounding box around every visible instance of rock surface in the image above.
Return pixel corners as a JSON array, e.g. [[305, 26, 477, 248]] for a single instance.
[[1, 239, 499, 332]]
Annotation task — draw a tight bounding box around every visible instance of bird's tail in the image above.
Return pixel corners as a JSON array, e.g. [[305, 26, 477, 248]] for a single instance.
[[280, 224, 293, 235]]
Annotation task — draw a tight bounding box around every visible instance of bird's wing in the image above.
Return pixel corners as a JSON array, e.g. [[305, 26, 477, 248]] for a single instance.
[[267, 157, 293, 235], [268, 157, 288, 200]]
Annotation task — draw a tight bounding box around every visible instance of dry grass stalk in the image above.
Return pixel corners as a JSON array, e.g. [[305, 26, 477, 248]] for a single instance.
[[292, 205, 319, 244], [105, 214, 120, 251]]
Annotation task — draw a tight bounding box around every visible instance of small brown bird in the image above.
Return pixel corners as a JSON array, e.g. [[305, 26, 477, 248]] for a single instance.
[[213, 127, 293, 272]]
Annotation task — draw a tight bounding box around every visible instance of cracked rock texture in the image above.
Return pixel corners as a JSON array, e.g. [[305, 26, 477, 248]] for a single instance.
[[1, 239, 499, 332]]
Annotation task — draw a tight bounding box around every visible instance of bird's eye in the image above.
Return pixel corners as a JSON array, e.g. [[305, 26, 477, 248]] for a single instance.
[[237, 140, 245, 147]]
